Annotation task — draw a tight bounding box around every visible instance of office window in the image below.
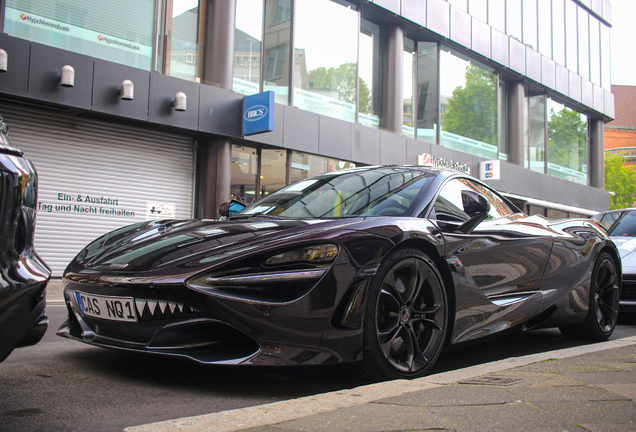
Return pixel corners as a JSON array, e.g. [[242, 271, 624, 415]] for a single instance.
[[440, 48, 498, 159], [578, 5, 590, 80], [403, 38, 416, 139], [506, 0, 522, 42], [538, 0, 552, 58], [263, 0, 292, 104], [234, 0, 263, 96], [4, 0, 155, 70], [523, 0, 537, 50], [527, 94, 546, 174], [231, 145, 259, 204], [416, 42, 438, 145], [601, 23, 611, 90], [546, 99, 588, 185], [260, 149, 287, 197], [359, 19, 381, 129], [565, 0, 578, 72], [552, 0, 566, 66], [488, 0, 506, 33], [468, 0, 487, 22], [291, 152, 356, 183], [293, 0, 359, 123], [589, 17, 601, 86]]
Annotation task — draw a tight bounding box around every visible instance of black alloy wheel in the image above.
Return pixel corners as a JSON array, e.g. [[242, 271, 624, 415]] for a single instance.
[[361, 248, 448, 380], [559, 251, 620, 341]]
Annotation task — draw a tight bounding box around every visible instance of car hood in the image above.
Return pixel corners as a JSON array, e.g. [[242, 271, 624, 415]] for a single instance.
[[66, 217, 370, 278], [611, 236, 636, 276]]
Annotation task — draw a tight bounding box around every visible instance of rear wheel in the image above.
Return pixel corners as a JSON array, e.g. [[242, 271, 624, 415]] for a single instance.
[[559, 251, 620, 341], [360, 248, 448, 381]]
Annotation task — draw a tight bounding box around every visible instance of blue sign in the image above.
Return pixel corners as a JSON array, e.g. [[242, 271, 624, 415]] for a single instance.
[[242, 91, 275, 136]]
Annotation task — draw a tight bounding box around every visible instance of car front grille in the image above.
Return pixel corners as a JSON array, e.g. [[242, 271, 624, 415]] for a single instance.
[[621, 278, 636, 302]]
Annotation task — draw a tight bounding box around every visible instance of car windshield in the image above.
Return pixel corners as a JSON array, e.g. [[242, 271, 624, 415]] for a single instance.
[[236, 167, 436, 219], [597, 210, 636, 237]]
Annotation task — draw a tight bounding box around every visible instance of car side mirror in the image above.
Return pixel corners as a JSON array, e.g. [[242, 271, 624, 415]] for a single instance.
[[458, 190, 490, 234], [218, 199, 246, 218]]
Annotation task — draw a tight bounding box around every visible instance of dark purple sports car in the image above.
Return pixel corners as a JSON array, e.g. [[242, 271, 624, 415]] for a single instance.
[[57, 166, 621, 380]]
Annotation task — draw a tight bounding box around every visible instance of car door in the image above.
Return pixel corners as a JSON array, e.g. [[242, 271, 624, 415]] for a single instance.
[[429, 177, 554, 344]]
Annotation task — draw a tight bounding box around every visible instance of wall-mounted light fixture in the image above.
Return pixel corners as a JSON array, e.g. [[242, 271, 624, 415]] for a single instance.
[[0, 49, 7, 73], [120, 80, 134, 100], [174, 92, 187, 111], [60, 65, 75, 87]]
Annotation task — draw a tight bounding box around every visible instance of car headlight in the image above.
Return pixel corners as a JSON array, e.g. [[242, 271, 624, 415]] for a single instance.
[[186, 244, 339, 304], [264, 244, 338, 266]]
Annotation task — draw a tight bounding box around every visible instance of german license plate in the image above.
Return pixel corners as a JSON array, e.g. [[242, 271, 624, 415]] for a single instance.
[[75, 291, 137, 322]]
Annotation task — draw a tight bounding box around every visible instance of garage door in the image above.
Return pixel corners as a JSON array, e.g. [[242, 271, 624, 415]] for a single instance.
[[1, 103, 195, 276]]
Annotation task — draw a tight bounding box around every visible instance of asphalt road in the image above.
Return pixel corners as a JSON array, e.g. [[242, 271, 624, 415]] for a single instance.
[[1, 305, 635, 432]]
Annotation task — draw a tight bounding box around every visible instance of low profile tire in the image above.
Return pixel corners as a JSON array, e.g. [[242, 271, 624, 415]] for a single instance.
[[360, 248, 448, 381], [559, 251, 620, 341]]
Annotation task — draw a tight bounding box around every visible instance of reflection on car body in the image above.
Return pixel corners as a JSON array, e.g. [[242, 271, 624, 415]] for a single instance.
[[58, 165, 620, 380], [0, 115, 51, 362]]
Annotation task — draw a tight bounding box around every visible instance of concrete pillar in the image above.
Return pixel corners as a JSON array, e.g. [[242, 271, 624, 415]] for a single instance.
[[196, 0, 235, 219], [196, 137, 231, 219], [201, 0, 236, 89], [507, 81, 525, 167], [589, 119, 605, 188], [381, 24, 404, 133]]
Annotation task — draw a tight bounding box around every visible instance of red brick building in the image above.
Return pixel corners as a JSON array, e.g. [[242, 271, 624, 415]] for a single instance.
[[605, 85, 636, 167]]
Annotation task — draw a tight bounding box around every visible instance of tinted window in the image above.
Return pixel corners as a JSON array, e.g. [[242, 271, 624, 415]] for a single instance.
[[432, 178, 516, 223], [239, 168, 435, 219], [596, 211, 636, 237]]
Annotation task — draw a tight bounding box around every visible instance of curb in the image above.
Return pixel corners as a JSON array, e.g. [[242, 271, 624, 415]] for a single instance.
[[124, 335, 636, 432]]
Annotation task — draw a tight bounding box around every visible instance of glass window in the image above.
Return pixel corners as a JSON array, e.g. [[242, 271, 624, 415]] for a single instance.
[[263, 0, 292, 105], [589, 17, 601, 86], [293, 0, 359, 123], [432, 178, 515, 223], [506, 0, 522, 42], [468, 0, 487, 22], [546, 99, 588, 185], [4, 0, 155, 70], [260, 149, 287, 197], [440, 49, 498, 159], [358, 19, 381, 128], [241, 168, 432, 219], [577, 6, 589, 80], [547, 209, 568, 220], [166, 0, 201, 82], [537, 0, 552, 58], [403, 38, 416, 139], [527, 205, 546, 216], [498, 79, 508, 160], [522, 0, 537, 50], [565, 0, 578, 72], [598, 211, 636, 237], [291, 152, 356, 183], [231, 145, 259, 204], [416, 42, 438, 145], [234, 0, 263, 96], [601, 23, 611, 90], [527, 94, 546, 174], [552, 0, 565, 66], [488, 0, 506, 33]]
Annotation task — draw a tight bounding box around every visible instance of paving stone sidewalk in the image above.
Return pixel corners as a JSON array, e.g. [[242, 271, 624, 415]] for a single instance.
[[126, 337, 636, 432]]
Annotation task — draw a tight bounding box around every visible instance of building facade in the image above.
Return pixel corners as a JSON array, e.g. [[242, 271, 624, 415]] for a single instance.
[[0, 0, 615, 276], [604, 85, 636, 167]]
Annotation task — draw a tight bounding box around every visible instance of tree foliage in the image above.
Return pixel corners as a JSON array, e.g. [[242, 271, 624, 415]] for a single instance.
[[308, 63, 371, 113], [605, 154, 636, 209], [547, 107, 586, 169], [442, 64, 498, 145]]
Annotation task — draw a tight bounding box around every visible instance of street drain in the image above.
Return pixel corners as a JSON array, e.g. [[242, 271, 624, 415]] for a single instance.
[[459, 376, 527, 386]]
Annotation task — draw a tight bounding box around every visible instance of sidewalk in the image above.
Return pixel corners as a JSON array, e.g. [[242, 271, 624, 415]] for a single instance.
[[123, 336, 636, 432]]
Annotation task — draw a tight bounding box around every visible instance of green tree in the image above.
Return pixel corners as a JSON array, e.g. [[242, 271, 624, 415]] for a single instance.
[[442, 64, 498, 145], [308, 63, 371, 113], [605, 154, 636, 209], [547, 107, 586, 169]]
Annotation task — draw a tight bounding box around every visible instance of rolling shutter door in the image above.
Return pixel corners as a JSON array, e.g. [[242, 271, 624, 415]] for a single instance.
[[1, 104, 195, 277]]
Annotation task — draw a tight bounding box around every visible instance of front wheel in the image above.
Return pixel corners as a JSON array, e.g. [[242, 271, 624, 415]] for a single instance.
[[559, 251, 620, 341], [360, 248, 448, 381]]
